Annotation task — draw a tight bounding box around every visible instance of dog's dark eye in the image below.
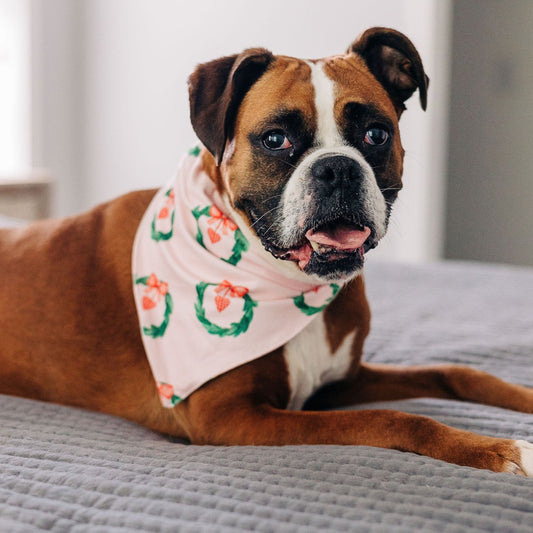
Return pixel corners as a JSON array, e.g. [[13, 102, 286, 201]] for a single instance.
[[262, 130, 292, 151], [364, 128, 389, 146]]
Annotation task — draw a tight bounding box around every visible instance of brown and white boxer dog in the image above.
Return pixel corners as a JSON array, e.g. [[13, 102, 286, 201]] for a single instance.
[[1, 27, 532, 475]]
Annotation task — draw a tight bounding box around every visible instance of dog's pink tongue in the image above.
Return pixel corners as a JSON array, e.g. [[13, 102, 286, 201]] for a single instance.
[[287, 225, 371, 270], [305, 225, 371, 250]]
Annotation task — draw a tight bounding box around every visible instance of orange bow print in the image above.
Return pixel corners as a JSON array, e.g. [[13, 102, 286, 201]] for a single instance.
[[157, 189, 175, 220], [207, 205, 238, 243], [214, 280, 249, 312], [142, 273, 169, 310], [215, 280, 249, 298]]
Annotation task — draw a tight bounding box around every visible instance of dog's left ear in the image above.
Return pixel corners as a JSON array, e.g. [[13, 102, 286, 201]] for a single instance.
[[349, 27, 429, 115], [189, 48, 274, 165]]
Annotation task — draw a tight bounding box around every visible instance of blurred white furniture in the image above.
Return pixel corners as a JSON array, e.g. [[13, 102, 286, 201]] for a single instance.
[[0, 170, 52, 221]]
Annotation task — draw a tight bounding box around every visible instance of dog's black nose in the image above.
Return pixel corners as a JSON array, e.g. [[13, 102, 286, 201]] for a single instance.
[[310, 156, 364, 193]]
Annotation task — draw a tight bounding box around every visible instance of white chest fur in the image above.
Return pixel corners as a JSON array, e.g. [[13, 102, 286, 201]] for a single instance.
[[284, 314, 356, 410]]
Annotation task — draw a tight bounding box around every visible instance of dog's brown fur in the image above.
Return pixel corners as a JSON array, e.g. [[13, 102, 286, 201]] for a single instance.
[[1, 27, 532, 475]]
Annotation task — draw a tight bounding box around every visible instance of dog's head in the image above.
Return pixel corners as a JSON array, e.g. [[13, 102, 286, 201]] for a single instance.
[[188, 27, 428, 282]]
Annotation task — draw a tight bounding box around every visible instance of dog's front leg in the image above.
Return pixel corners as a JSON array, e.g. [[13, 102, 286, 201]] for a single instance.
[[176, 357, 533, 475], [183, 399, 533, 475], [304, 363, 533, 413]]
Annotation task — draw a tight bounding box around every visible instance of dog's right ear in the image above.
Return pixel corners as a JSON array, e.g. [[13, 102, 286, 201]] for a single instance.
[[188, 48, 274, 165]]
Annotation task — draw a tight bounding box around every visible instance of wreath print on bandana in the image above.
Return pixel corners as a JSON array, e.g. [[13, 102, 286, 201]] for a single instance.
[[293, 283, 340, 316], [188, 145, 201, 157], [195, 280, 257, 337], [192, 205, 249, 266], [135, 273, 174, 338], [151, 188, 176, 242], [157, 382, 181, 407]]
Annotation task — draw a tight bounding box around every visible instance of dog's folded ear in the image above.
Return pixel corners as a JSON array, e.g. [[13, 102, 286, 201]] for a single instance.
[[188, 48, 274, 165], [349, 27, 429, 115]]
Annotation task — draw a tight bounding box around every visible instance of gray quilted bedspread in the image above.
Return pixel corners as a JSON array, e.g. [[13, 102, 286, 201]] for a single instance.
[[1, 261, 533, 532]]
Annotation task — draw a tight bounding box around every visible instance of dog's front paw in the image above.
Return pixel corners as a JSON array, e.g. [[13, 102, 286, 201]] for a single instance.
[[447, 434, 533, 476], [507, 440, 533, 476]]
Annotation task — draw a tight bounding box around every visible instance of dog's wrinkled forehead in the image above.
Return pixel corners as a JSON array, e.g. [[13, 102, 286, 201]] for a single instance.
[[240, 56, 317, 118], [235, 53, 397, 147]]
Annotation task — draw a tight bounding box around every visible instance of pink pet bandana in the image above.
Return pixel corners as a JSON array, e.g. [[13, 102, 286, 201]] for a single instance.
[[132, 149, 340, 407]]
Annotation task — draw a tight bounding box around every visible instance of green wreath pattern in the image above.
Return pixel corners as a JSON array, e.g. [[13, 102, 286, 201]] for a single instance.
[[166, 392, 181, 406], [195, 281, 257, 337], [135, 275, 174, 338], [293, 283, 340, 316], [189, 145, 201, 157], [151, 188, 175, 242], [192, 205, 249, 266]]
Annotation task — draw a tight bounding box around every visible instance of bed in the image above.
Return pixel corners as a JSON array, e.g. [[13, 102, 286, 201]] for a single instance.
[[1, 260, 533, 532]]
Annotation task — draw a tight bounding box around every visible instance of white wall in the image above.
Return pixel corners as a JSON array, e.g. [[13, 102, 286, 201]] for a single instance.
[[32, 0, 452, 263], [0, 0, 31, 172], [31, 0, 83, 217]]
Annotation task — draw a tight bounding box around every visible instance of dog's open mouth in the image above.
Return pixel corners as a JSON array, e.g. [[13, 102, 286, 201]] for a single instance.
[[262, 218, 374, 271]]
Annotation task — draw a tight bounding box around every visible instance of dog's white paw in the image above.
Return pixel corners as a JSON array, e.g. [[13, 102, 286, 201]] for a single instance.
[[514, 440, 533, 477]]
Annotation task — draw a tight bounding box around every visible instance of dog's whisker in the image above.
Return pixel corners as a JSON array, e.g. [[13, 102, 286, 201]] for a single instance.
[[261, 219, 280, 238], [274, 157, 298, 170], [380, 186, 402, 195], [249, 205, 282, 229], [261, 193, 283, 204]]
